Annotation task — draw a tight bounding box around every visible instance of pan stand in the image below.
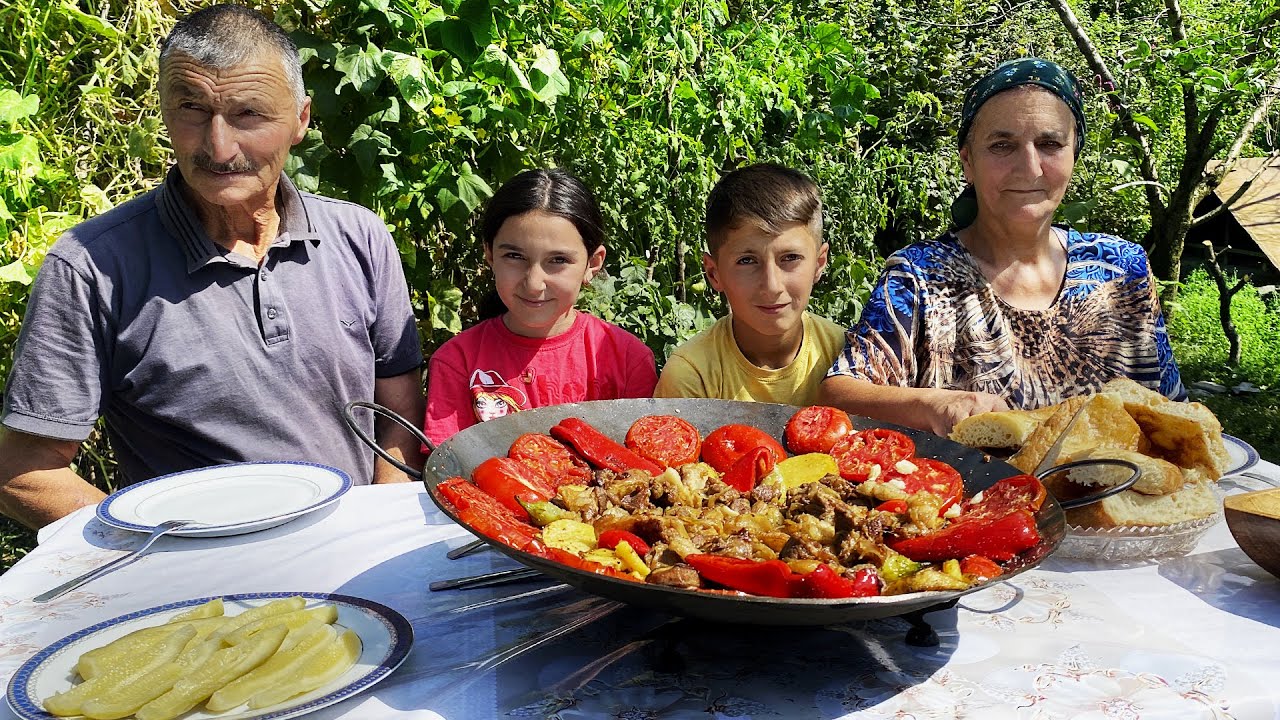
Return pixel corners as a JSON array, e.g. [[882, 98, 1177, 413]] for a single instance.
[[901, 598, 958, 647]]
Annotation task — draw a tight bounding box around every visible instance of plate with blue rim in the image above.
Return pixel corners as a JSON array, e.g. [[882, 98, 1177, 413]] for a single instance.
[[97, 462, 352, 538], [1223, 434, 1261, 476], [6, 591, 413, 720]]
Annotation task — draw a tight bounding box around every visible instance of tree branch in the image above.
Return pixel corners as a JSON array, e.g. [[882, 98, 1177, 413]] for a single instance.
[[1045, 0, 1164, 214], [1164, 0, 1202, 150], [1220, 69, 1280, 173]]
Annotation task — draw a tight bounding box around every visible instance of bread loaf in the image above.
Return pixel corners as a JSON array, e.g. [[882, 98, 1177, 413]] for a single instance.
[[1056, 479, 1219, 529], [949, 407, 1055, 449], [1064, 447, 1184, 496], [1009, 394, 1141, 473], [1123, 401, 1231, 480]]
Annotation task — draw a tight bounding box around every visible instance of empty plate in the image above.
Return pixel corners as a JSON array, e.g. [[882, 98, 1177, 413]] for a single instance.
[[97, 461, 352, 537]]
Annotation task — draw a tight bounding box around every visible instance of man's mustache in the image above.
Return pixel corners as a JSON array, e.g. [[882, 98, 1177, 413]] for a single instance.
[[192, 153, 257, 174]]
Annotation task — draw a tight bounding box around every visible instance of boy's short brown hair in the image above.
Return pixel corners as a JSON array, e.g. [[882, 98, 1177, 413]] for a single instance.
[[705, 163, 823, 255]]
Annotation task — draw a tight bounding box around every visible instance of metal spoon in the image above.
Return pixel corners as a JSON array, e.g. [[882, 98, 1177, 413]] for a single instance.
[[33, 520, 194, 603]]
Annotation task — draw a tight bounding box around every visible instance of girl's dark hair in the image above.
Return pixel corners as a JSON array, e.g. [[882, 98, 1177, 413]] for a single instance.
[[477, 168, 606, 320]]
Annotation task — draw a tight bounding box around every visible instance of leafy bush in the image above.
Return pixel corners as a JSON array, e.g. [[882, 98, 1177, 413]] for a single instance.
[[1166, 268, 1280, 389]]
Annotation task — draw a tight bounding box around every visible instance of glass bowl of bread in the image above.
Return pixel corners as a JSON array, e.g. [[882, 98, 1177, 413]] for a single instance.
[[951, 378, 1228, 560]]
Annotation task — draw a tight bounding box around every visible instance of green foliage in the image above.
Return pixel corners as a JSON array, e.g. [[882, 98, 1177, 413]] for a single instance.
[[1166, 268, 1280, 388]]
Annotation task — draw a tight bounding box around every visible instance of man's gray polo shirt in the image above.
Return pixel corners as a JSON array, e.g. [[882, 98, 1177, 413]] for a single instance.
[[1, 167, 422, 485]]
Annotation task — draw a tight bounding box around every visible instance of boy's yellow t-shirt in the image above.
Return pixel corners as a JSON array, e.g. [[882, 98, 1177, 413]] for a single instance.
[[654, 312, 849, 405]]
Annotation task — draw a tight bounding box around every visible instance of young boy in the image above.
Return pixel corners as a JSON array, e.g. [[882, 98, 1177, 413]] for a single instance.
[[654, 163, 847, 405]]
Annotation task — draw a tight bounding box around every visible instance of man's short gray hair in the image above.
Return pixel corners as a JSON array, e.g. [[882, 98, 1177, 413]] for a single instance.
[[160, 4, 306, 108]]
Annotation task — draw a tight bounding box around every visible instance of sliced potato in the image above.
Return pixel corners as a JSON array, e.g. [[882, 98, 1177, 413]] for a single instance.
[[776, 453, 839, 490], [247, 628, 361, 710], [541, 519, 598, 555], [613, 540, 650, 578]]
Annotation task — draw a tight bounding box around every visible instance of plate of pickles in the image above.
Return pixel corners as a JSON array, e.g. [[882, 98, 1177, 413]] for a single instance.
[[6, 592, 412, 720]]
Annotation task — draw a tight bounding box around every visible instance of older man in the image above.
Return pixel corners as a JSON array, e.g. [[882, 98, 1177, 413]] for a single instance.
[[0, 5, 424, 529]]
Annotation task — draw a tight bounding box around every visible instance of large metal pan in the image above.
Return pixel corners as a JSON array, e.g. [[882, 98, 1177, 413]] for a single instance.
[[377, 398, 1065, 626]]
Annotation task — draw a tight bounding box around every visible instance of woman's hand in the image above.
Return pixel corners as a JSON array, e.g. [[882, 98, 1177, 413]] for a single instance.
[[915, 389, 1009, 436]]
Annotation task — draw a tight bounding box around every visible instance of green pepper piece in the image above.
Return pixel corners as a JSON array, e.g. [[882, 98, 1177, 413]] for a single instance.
[[516, 498, 578, 527], [879, 549, 922, 582]]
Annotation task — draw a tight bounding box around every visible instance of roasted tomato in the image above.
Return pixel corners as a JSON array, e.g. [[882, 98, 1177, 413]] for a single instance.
[[508, 433, 592, 488], [784, 406, 854, 454], [700, 424, 787, 474], [471, 457, 556, 520], [882, 457, 964, 513], [625, 415, 702, 468], [964, 474, 1047, 520], [830, 428, 915, 482]]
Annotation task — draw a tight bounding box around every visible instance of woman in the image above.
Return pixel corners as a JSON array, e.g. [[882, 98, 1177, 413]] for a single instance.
[[820, 58, 1186, 436]]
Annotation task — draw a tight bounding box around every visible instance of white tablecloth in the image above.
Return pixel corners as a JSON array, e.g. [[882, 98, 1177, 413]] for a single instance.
[[2, 467, 1279, 720]]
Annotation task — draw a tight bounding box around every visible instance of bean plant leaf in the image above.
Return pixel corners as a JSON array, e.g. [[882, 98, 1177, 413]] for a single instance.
[[530, 48, 570, 102], [477, 45, 533, 94], [455, 164, 494, 213], [0, 195, 11, 222], [0, 260, 32, 286], [335, 44, 385, 95], [59, 2, 119, 40], [379, 51, 435, 113], [0, 90, 39, 124], [0, 134, 39, 173]]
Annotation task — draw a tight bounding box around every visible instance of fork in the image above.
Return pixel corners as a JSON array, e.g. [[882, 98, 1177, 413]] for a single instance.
[[33, 520, 194, 603]]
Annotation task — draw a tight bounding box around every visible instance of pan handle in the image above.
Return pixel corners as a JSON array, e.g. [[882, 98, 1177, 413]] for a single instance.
[[342, 400, 433, 481], [1035, 458, 1141, 510]]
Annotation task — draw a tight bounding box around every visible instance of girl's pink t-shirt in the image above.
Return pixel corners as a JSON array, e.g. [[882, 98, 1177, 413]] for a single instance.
[[424, 312, 657, 447]]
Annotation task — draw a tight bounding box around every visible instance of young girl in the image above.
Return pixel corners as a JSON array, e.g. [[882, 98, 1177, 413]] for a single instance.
[[424, 169, 658, 446]]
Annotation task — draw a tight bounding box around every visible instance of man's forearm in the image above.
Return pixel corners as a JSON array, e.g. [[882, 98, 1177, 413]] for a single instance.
[[371, 369, 427, 484], [0, 468, 106, 530]]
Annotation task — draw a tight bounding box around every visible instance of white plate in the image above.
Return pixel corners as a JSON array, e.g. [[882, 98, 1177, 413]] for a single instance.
[[6, 592, 412, 720], [1223, 434, 1260, 476], [97, 462, 352, 537]]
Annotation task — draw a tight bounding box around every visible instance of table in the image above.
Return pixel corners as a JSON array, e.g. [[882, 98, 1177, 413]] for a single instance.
[[2, 466, 1278, 719]]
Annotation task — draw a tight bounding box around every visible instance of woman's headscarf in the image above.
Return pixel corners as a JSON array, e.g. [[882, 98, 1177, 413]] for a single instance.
[[951, 58, 1087, 229]]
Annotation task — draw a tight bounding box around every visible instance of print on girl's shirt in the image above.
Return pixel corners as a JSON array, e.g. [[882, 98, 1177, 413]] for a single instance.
[[469, 369, 528, 423]]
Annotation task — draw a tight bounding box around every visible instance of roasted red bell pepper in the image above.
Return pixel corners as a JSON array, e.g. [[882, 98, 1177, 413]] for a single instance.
[[875, 499, 909, 515], [684, 554, 795, 597], [721, 445, 776, 492], [550, 418, 663, 475], [437, 478, 541, 548], [960, 555, 1004, 580], [597, 529, 652, 556], [791, 564, 881, 598], [889, 508, 1040, 562], [471, 456, 556, 521]]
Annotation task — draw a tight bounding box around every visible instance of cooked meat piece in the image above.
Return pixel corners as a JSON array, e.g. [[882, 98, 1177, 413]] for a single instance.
[[703, 531, 753, 559], [838, 530, 890, 567], [628, 516, 665, 546], [777, 532, 840, 565], [786, 482, 845, 524], [557, 484, 603, 521], [728, 496, 751, 514], [603, 472, 653, 513], [751, 482, 778, 504], [646, 563, 701, 589], [650, 468, 698, 508]]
